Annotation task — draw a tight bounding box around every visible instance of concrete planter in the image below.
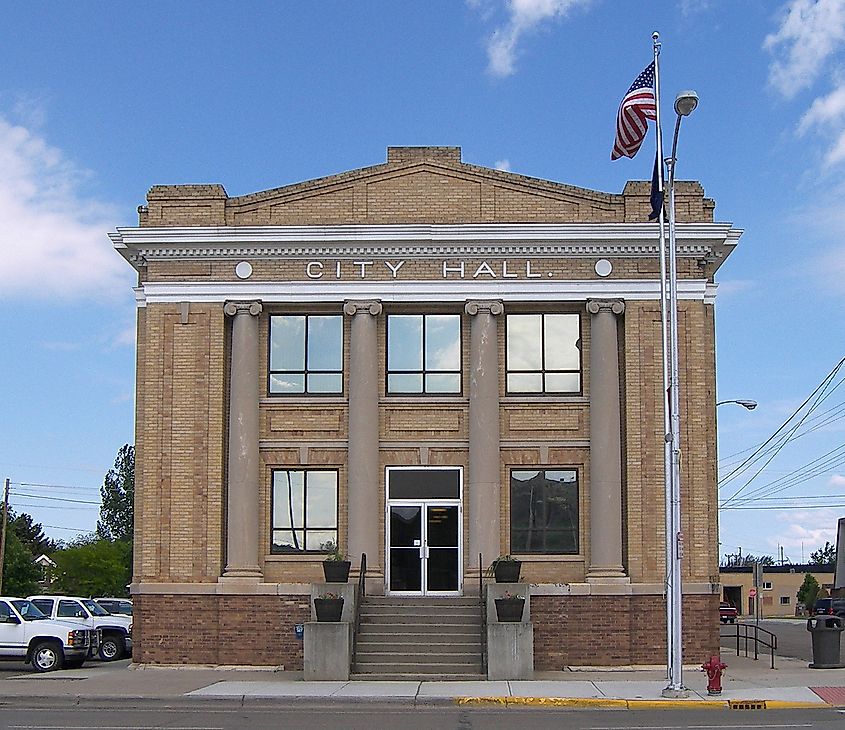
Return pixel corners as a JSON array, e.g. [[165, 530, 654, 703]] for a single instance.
[[314, 597, 344, 622]]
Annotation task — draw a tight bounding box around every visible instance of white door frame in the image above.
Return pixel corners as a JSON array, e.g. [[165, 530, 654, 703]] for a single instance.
[[385, 466, 463, 596]]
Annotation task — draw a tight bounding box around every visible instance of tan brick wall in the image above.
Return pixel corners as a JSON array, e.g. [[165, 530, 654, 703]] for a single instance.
[[135, 303, 226, 582]]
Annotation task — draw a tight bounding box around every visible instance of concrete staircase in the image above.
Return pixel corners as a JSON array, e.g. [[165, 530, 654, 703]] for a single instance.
[[351, 596, 484, 680]]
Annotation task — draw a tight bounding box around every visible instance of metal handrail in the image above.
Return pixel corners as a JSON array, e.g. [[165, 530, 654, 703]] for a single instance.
[[479, 552, 487, 676], [720, 621, 778, 669], [352, 552, 367, 673], [358, 552, 367, 599]]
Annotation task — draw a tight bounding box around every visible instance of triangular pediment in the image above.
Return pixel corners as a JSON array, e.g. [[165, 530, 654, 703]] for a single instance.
[[141, 147, 713, 227]]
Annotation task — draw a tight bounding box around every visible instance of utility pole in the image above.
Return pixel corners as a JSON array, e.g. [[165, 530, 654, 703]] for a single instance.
[[0, 478, 10, 594]]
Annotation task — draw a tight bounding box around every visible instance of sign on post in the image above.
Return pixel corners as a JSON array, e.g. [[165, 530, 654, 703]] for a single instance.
[[748, 588, 757, 598]]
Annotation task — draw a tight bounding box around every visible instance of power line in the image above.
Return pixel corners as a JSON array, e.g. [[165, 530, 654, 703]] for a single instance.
[[12, 491, 100, 506]]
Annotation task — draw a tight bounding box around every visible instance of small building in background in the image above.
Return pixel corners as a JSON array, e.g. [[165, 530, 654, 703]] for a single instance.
[[720, 564, 836, 617]]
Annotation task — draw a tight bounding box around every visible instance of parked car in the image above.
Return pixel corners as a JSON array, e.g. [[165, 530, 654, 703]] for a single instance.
[[94, 598, 132, 617], [0, 597, 94, 672], [719, 601, 738, 624], [812, 597, 845, 617], [28, 595, 131, 661]]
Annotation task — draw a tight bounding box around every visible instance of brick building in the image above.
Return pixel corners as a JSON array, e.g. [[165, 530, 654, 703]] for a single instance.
[[112, 146, 740, 668]]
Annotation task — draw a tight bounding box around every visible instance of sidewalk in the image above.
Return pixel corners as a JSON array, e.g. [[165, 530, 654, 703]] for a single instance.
[[2, 653, 845, 709]]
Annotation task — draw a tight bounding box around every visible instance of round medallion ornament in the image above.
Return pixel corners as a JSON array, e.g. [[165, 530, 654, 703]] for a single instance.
[[235, 261, 253, 279], [595, 259, 613, 277]]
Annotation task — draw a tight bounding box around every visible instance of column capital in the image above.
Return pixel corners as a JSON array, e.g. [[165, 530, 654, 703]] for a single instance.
[[586, 299, 625, 316], [343, 300, 382, 317], [465, 300, 504, 316], [224, 300, 262, 317]]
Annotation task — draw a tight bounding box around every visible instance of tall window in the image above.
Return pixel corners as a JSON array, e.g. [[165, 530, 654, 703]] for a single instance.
[[506, 314, 580, 393], [271, 469, 338, 553], [510, 469, 579, 554], [269, 315, 342, 394], [387, 314, 461, 394]]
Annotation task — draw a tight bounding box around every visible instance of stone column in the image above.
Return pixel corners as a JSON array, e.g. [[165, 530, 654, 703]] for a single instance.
[[465, 300, 504, 575], [586, 299, 627, 581], [343, 300, 382, 574], [222, 300, 263, 579]]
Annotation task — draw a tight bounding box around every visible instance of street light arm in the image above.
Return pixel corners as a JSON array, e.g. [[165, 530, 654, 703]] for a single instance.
[[716, 399, 758, 411]]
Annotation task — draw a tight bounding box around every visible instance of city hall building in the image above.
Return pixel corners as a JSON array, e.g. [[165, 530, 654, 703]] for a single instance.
[[112, 146, 739, 669]]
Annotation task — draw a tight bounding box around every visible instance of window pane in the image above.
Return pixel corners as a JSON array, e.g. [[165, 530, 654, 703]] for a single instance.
[[273, 471, 304, 528], [270, 316, 305, 371], [307, 316, 342, 371], [388, 373, 423, 393], [507, 315, 542, 370], [544, 314, 580, 370], [510, 469, 578, 554], [507, 373, 542, 392], [425, 315, 460, 371], [425, 373, 460, 393], [272, 529, 305, 552], [307, 373, 342, 393], [388, 316, 423, 371], [306, 530, 337, 551], [270, 373, 305, 393], [306, 472, 338, 528], [545, 372, 580, 393]]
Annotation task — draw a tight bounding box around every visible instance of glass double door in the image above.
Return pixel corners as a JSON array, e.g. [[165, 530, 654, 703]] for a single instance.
[[388, 502, 461, 595]]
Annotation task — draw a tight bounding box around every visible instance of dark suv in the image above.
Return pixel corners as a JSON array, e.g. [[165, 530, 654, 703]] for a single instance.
[[813, 598, 845, 617]]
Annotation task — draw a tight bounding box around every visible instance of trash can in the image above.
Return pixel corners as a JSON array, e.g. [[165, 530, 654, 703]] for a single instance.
[[807, 615, 845, 668]]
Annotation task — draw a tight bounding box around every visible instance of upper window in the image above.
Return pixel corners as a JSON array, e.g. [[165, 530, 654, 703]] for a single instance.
[[510, 469, 579, 554], [269, 315, 343, 394], [271, 469, 338, 553], [506, 314, 580, 393], [387, 314, 461, 394]]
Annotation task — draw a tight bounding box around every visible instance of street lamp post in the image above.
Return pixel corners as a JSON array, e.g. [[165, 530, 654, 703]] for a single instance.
[[662, 89, 699, 699], [716, 399, 758, 411]]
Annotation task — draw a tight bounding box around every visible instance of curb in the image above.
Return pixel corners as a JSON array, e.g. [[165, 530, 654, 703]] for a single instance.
[[455, 696, 831, 710]]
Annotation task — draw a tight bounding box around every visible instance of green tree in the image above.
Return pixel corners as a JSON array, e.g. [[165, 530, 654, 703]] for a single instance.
[[97, 444, 134, 542], [51, 536, 131, 597], [797, 572, 821, 611], [809, 541, 837, 566], [11, 511, 58, 556], [741, 553, 775, 566], [1, 528, 41, 596]]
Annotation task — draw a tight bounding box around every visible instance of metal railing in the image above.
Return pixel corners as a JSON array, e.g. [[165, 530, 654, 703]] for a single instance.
[[358, 552, 367, 599], [351, 552, 367, 673], [720, 621, 778, 669], [479, 552, 487, 676]]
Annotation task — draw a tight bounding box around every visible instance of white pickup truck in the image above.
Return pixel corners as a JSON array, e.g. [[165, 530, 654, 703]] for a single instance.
[[0, 597, 94, 672], [28, 595, 132, 661]]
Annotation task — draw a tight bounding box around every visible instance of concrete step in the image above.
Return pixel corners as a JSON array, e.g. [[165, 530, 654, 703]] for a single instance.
[[350, 672, 486, 681], [357, 612, 481, 625], [354, 650, 481, 663], [355, 642, 481, 655], [353, 660, 483, 675]]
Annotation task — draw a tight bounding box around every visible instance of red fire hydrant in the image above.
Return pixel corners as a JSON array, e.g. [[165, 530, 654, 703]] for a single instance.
[[702, 655, 727, 695]]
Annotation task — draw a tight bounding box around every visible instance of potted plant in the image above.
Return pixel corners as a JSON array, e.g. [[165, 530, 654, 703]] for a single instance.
[[490, 554, 521, 583], [494, 591, 525, 622], [314, 592, 344, 622], [321, 541, 351, 583]]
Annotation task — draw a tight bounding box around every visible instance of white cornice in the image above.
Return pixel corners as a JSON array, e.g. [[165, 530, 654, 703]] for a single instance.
[[135, 278, 719, 307], [111, 222, 741, 263]]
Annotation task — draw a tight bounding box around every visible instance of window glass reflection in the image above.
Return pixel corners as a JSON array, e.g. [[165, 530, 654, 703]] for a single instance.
[[271, 469, 338, 554], [425, 316, 460, 371], [544, 314, 580, 370], [270, 316, 305, 371], [269, 315, 342, 395], [506, 313, 580, 394], [510, 469, 579, 554], [308, 316, 342, 370], [388, 316, 423, 371], [507, 315, 542, 370]]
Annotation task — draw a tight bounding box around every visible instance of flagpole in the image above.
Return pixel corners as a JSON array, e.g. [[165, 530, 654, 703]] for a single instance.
[[652, 31, 685, 698]]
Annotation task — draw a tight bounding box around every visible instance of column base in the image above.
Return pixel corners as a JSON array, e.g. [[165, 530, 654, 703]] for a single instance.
[[220, 568, 262, 580], [586, 573, 629, 585]]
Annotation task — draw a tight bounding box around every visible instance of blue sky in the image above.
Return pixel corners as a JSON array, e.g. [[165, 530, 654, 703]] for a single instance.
[[1, 1, 843, 564]]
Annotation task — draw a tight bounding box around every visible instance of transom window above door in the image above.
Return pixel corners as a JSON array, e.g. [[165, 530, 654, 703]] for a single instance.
[[387, 314, 461, 394], [506, 313, 581, 394], [269, 315, 343, 394]]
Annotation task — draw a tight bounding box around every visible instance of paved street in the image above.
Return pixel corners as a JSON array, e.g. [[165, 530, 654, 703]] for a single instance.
[[0, 702, 843, 730], [721, 618, 814, 663]]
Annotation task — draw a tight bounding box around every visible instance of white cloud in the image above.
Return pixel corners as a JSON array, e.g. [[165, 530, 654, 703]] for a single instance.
[[479, 0, 593, 78], [828, 474, 845, 488], [714, 279, 756, 297], [494, 158, 511, 171], [764, 0, 845, 99], [771, 508, 840, 556], [0, 114, 132, 301]]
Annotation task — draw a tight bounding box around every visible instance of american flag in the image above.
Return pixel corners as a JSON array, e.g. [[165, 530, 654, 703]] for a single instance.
[[611, 62, 657, 160]]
